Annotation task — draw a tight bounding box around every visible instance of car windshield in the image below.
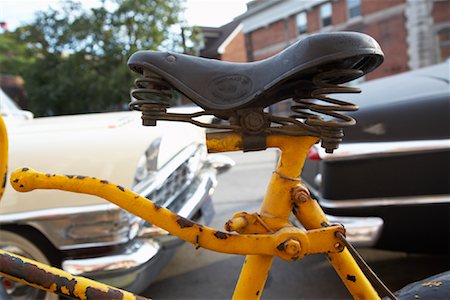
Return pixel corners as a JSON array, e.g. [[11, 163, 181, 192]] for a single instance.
[[0, 88, 23, 117]]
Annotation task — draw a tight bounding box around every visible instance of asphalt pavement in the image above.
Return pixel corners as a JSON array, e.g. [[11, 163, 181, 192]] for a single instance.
[[143, 150, 449, 299]]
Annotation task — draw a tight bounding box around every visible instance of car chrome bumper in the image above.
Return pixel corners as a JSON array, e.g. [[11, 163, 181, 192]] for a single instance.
[[293, 214, 383, 248], [326, 215, 383, 247], [61, 172, 216, 292]]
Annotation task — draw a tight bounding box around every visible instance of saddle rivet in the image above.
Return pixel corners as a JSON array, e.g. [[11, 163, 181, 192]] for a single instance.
[[166, 55, 176, 63]]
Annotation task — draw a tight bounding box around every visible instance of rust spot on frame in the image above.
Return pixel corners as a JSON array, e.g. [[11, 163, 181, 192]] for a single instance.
[[76, 175, 87, 179], [85, 287, 124, 300], [177, 217, 194, 228], [45, 173, 51, 177], [346, 274, 356, 282], [12, 178, 19, 183], [116, 185, 125, 192], [214, 231, 229, 240], [0, 253, 77, 296], [19, 184, 24, 188], [100, 180, 109, 184], [66, 175, 74, 179], [199, 226, 203, 232], [21, 167, 29, 172], [153, 203, 162, 210], [256, 290, 260, 296]]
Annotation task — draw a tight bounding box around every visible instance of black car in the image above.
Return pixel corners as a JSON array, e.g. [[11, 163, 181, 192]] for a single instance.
[[300, 61, 449, 253]]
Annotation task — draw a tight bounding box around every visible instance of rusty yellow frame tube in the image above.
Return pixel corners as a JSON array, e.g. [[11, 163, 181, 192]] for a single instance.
[[208, 132, 380, 300], [0, 116, 7, 200], [9, 168, 343, 262], [0, 250, 149, 300], [3, 127, 380, 299]]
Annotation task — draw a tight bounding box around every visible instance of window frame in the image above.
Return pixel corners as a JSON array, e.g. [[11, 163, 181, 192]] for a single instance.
[[347, 0, 362, 19], [296, 11, 308, 35], [320, 2, 332, 28]]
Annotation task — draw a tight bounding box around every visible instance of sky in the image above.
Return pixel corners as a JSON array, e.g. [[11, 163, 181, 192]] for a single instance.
[[0, 0, 249, 30]]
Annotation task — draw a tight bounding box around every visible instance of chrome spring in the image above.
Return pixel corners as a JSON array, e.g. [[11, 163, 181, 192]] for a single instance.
[[129, 70, 176, 126], [291, 69, 363, 152]]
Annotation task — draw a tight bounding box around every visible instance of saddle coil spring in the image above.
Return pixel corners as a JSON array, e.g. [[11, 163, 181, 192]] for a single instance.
[[129, 69, 362, 153], [291, 69, 362, 152]]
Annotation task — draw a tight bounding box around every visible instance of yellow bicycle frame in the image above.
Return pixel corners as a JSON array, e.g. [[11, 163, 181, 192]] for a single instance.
[[0, 114, 380, 299]]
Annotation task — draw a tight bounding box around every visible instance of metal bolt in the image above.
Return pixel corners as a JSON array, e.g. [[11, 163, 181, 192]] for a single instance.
[[166, 55, 176, 63], [284, 239, 301, 256], [293, 186, 310, 203], [225, 216, 248, 232]]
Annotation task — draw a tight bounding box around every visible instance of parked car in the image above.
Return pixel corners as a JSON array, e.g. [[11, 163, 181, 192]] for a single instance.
[[299, 61, 449, 253], [0, 88, 232, 299]]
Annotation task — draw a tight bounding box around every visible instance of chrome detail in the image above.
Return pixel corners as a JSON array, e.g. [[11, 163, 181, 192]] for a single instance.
[[313, 173, 322, 188], [176, 172, 215, 219], [134, 137, 161, 184], [207, 154, 235, 175], [27, 209, 140, 251], [303, 179, 450, 208], [0, 204, 139, 251], [133, 143, 205, 207], [326, 215, 383, 247], [292, 215, 383, 247], [62, 239, 160, 276], [318, 139, 450, 160], [0, 203, 119, 223], [320, 194, 450, 209]]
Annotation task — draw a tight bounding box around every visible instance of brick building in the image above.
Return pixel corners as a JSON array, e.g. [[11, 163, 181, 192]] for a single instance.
[[202, 0, 450, 81]]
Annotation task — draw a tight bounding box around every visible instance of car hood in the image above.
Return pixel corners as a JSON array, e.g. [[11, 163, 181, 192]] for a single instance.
[[1, 109, 206, 214], [338, 62, 449, 143]]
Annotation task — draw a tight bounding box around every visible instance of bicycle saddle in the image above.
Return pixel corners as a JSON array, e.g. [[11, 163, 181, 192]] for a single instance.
[[128, 32, 383, 111]]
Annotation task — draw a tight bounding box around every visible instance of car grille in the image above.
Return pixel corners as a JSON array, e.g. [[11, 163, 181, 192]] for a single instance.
[[145, 153, 195, 207]]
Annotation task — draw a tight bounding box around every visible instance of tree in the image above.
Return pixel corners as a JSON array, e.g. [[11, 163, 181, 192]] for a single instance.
[[0, 0, 190, 116]]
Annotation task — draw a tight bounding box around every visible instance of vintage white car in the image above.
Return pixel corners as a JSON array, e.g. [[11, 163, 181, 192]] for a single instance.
[[0, 88, 231, 299]]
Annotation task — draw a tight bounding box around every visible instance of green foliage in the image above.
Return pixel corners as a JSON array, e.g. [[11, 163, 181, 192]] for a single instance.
[[0, 0, 193, 116]]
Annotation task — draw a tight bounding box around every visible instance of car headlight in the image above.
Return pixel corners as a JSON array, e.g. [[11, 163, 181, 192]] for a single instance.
[[186, 144, 207, 181], [134, 137, 161, 184]]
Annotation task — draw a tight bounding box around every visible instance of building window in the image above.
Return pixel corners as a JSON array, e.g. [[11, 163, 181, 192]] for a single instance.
[[296, 12, 307, 34], [320, 2, 332, 27], [347, 0, 361, 18]]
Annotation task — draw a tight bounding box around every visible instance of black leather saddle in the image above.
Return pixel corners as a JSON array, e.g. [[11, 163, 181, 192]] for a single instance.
[[128, 32, 384, 111]]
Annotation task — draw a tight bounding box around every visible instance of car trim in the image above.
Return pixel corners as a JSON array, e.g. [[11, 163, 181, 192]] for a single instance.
[[319, 194, 450, 208], [0, 203, 120, 223], [303, 181, 450, 208], [62, 238, 161, 276], [319, 139, 450, 161]]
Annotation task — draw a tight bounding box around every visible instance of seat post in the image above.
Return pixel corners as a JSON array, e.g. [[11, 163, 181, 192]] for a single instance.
[[207, 132, 318, 299]]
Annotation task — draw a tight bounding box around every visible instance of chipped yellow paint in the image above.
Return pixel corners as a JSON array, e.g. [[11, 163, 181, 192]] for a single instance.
[[206, 132, 243, 153], [0, 116, 8, 201], [9, 167, 343, 261], [5, 129, 380, 300], [0, 250, 149, 300], [233, 135, 319, 300], [293, 191, 380, 299]]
